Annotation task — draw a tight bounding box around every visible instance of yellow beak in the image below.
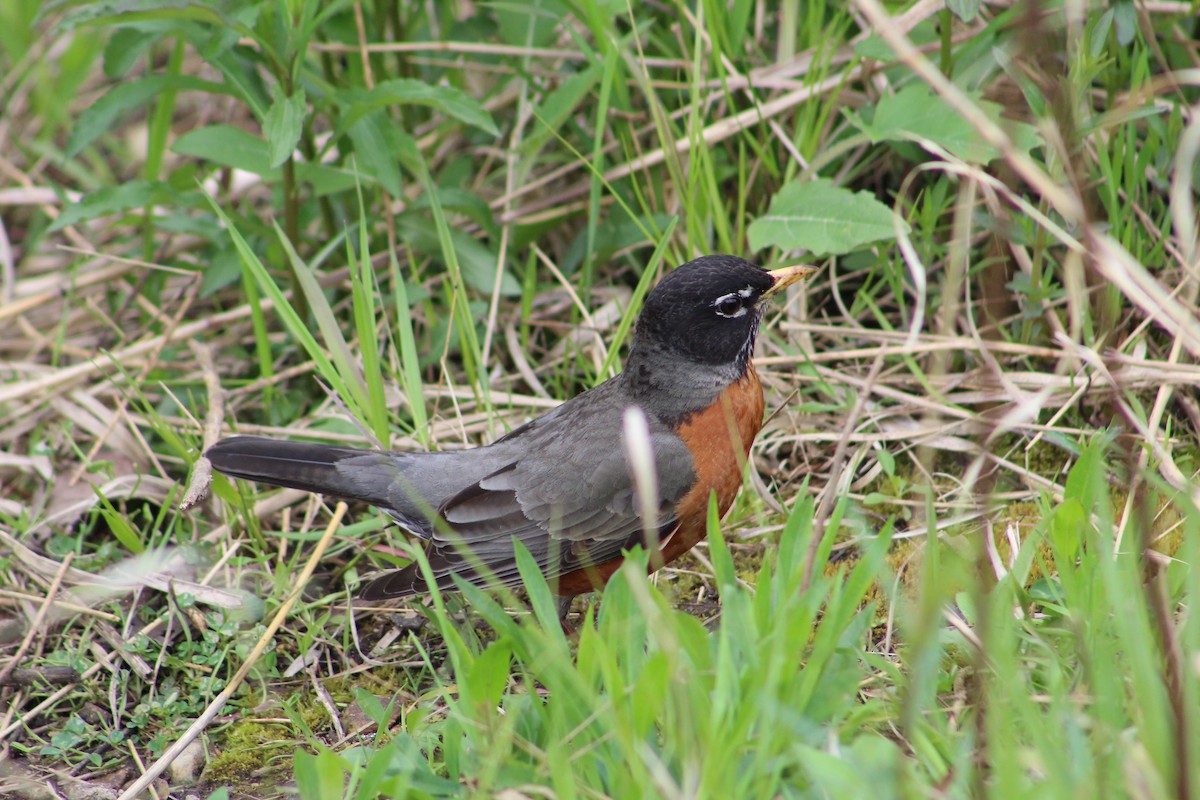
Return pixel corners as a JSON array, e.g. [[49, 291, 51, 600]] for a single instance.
[[762, 264, 817, 299]]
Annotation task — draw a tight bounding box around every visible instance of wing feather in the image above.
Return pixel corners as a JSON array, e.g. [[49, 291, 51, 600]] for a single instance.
[[360, 382, 698, 600]]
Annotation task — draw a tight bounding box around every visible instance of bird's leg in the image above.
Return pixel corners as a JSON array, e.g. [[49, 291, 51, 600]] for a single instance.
[[555, 594, 576, 634], [555, 594, 574, 621]]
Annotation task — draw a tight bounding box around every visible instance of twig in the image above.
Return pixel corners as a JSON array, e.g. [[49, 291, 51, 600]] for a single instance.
[[117, 503, 347, 800], [178, 340, 224, 511], [0, 552, 73, 686], [802, 354, 886, 592]]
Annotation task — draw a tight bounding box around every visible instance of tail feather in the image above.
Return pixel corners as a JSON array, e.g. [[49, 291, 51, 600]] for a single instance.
[[358, 556, 524, 601], [208, 436, 534, 603], [359, 565, 428, 600], [206, 436, 392, 505]]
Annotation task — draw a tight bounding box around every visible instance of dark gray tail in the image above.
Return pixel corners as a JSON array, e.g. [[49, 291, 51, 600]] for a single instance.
[[357, 556, 516, 601], [358, 565, 429, 600], [359, 545, 534, 601], [206, 436, 395, 506]]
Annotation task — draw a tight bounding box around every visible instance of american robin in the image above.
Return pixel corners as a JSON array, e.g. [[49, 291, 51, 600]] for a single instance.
[[206, 255, 813, 615]]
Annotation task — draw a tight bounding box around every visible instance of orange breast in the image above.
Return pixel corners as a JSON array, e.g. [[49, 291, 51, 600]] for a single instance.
[[555, 366, 765, 595], [659, 364, 765, 563]]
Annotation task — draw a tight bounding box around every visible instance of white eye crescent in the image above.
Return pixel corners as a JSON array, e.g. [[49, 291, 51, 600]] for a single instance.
[[713, 292, 748, 318], [713, 286, 757, 318]]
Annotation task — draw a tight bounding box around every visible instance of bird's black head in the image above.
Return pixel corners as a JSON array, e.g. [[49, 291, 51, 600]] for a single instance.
[[630, 255, 810, 375]]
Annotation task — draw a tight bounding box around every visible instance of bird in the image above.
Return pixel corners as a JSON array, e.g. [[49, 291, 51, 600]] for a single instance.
[[206, 255, 814, 617]]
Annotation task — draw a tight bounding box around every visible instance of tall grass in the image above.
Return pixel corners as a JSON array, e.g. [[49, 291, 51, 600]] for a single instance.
[[0, 1, 1197, 798]]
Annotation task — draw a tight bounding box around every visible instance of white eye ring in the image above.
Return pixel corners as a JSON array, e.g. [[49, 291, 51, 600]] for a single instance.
[[713, 292, 748, 318]]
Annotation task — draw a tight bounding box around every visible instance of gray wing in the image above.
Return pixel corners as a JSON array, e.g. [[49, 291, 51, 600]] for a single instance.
[[364, 399, 697, 597]]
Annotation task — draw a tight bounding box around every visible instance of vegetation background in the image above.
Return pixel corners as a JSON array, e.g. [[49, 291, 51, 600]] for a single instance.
[[2, 0, 1199, 798]]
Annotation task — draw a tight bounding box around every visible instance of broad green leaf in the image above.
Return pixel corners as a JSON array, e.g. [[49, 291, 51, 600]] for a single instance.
[[97, 505, 144, 554], [524, 63, 600, 154], [263, 84, 306, 168], [1090, 9, 1115, 59], [945, 0, 981, 22], [748, 178, 906, 255], [726, 0, 754, 51], [50, 180, 178, 231], [338, 79, 499, 137], [203, 37, 271, 118], [1114, 1, 1137, 45], [398, 215, 520, 296], [853, 16, 939, 60], [854, 84, 1040, 164], [199, 248, 242, 297], [563, 212, 670, 275], [799, 737, 904, 797], [454, 234, 522, 297], [346, 111, 404, 197], [1050, 499, 1086, 560], [495, 0, 570, 47], [67, 75, 227, 157], [172, 124, 272, 174], [350, 686, 386, 729], [292, 748, 347, 800], [294, 162, 362, 197], [407, 187, 498, 238], [53, 0, 237, 36], [102, 26, 156, 78], [466, 639, 514, 712]]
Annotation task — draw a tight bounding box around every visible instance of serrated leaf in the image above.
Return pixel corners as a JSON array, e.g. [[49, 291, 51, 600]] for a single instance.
[[857, 84, 1041, 164], [338, 79, 499, 137], [748, 179, 906, 255], [50, 180, 178, 231], [67, 75, 227, 158], [263, 84, 305, 168], [172, 124, 272, 174]]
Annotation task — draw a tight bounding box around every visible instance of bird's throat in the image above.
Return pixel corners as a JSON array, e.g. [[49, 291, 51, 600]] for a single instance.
[[622, 340, 750, 427]]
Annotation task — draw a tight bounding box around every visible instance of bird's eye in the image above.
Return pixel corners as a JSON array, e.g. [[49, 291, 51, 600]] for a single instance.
[[713, 293, 746, 318]]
